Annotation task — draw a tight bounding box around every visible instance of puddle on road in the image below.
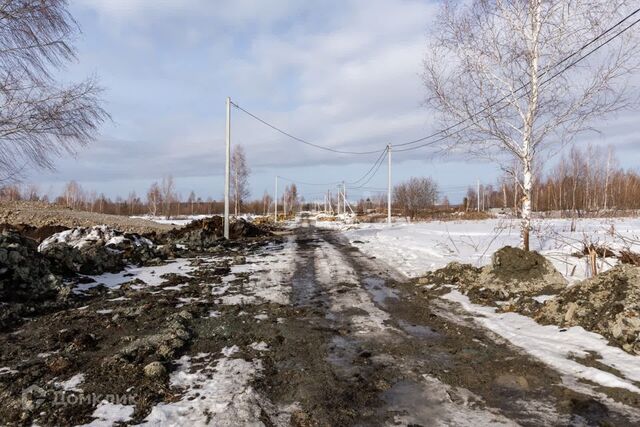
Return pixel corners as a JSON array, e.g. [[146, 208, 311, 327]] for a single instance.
[[397, 320, 441, 339], [362, 277, 399, 307]]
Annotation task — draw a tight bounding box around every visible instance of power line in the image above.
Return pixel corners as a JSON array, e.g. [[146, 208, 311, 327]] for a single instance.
[[231, 101, 385, 156], [394, 11, 640, 153], [392, 7, 640, 149]]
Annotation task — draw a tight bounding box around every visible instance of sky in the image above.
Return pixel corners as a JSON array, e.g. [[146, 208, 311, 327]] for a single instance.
[[26, 0, 640, 204]]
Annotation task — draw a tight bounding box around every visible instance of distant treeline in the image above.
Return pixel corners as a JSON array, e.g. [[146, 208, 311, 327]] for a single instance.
[[1, 145, 638, 217], [464, 145, 640, 213]]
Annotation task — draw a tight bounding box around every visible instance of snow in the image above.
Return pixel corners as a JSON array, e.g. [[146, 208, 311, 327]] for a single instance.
[[216, 237, 297, 305], [55, 373, 85, 392], [38, 225, 152, 252], [0, 367, 17, 375], [131, 214, 213, 226], [79, 401, 135, 426], [77, 259, 196, 292], [314, 240, 395, 335], [140, 347, 291, 426], [250, 342, 270, 352], [444, 290, 640, 394], [329, 218, 640, 282]]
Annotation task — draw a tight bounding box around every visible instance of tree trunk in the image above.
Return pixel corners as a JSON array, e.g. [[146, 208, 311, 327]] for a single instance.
[[520, 0, 541, 252]]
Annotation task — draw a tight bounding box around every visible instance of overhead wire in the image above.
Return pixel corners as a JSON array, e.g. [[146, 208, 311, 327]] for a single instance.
[[391, 6, 640, 149]]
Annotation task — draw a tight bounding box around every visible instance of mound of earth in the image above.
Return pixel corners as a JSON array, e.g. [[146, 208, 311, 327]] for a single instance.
[[418, 262, 481, 287], [418, 246, 566, 307], [536, 264, 640, 355], [0, 223, 68, 242], [38, 226, 173, 275], [0, 231, 61, 302], [0, 201, 174, 235], [166, 216, 271, 250]]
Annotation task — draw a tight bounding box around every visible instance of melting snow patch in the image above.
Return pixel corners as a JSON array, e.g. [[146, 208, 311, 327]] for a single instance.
[[79, 400, 134, 426], [140, 349, 291, 426], [218, 237, 297, 306], [443, 290, 640, 394], [78, 259, 196, 292], [95, 309, 113, 314], [532, 294, 555, 304], [208, 310, 221, 318], [0, 367, 17, 375], [55, 373, 85, 392], [250, 342, 270, 352]]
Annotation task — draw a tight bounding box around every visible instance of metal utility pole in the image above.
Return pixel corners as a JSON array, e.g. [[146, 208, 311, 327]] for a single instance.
[[387, 144, 392, 225], [477, 179, 480, 212], [224, 97, 231, 239], [274, 176, 278, 222]]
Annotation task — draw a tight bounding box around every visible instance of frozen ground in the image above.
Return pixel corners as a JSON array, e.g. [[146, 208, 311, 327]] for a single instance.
[[319, 217, 640, 282]]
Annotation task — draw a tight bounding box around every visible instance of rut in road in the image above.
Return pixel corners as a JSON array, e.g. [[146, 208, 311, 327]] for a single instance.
[[261, 226, 640, 426]]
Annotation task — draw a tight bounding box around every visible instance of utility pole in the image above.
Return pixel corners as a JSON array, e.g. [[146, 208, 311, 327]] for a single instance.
[[337, 185, 341, 215], [343, 182, 347, 215], [477, 179, 480, 212], [274, 176, 278, 222], [224, 97, 231, 239], [387, 144, 392, 225]]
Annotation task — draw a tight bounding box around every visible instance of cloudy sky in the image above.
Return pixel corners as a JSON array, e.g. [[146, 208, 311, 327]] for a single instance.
[[28, 0, 640, 203]]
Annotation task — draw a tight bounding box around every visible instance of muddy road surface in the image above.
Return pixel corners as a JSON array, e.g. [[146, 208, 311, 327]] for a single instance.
[[1, 225, 639, 426]]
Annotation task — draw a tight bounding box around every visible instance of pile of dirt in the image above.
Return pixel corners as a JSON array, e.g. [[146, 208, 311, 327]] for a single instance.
[[536, 264, 640, 355], [418, 246, 567, 307], [462, 246, 567, 304], [166, 216, 272, 250], [0, 223, 68, 242], [0, 231, 61, 302], [38, 226, 175, 275], [417, 262, 481, 287], [0, 201, 174, 235]]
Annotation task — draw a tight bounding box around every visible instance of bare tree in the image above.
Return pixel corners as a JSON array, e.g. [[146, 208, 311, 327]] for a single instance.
[[261, 190, 273, 216], [0, 0, 108, 181], [423, 0, 640, 250], [231, 145, 250, 216], [393, 177, 439, 219], [187, 191, 197, 216], [161, 175, 176, 219], [62, 180, 84, 209], [146, 182, 162, 217]]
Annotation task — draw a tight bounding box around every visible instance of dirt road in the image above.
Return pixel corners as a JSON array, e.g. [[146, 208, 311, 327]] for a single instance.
[[262, 226, 639, 426], [2, 225, 639, 426]]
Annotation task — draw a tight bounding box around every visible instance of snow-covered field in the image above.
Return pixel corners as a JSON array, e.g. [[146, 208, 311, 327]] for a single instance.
[[321, 217, 640, 282]]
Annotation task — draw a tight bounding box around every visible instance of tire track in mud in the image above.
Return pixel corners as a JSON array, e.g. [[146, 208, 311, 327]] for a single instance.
[[263, 226, 640, 426]]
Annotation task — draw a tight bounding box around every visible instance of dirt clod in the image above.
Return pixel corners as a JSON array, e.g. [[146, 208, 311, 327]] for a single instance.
[[536, 264, 640, 354]]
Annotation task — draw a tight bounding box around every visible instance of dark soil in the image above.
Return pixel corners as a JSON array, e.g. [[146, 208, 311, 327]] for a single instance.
[[0, 226, 638, 426]]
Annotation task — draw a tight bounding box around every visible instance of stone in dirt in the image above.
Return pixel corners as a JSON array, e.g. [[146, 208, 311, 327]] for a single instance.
[[165, 216, 271, 250], [0, 231, 61, 302], [536, 264, 640, 355]]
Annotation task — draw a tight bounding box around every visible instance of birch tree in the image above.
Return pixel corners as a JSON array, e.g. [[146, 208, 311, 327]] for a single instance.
[[231, 145, 251, 216], [423, 0, 640, 250], [0, 0, 108, 181]]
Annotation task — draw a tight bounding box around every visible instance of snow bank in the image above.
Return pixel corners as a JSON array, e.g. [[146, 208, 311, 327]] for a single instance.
[[333, 218, 640, 281], [444, 290, 640, 394]]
